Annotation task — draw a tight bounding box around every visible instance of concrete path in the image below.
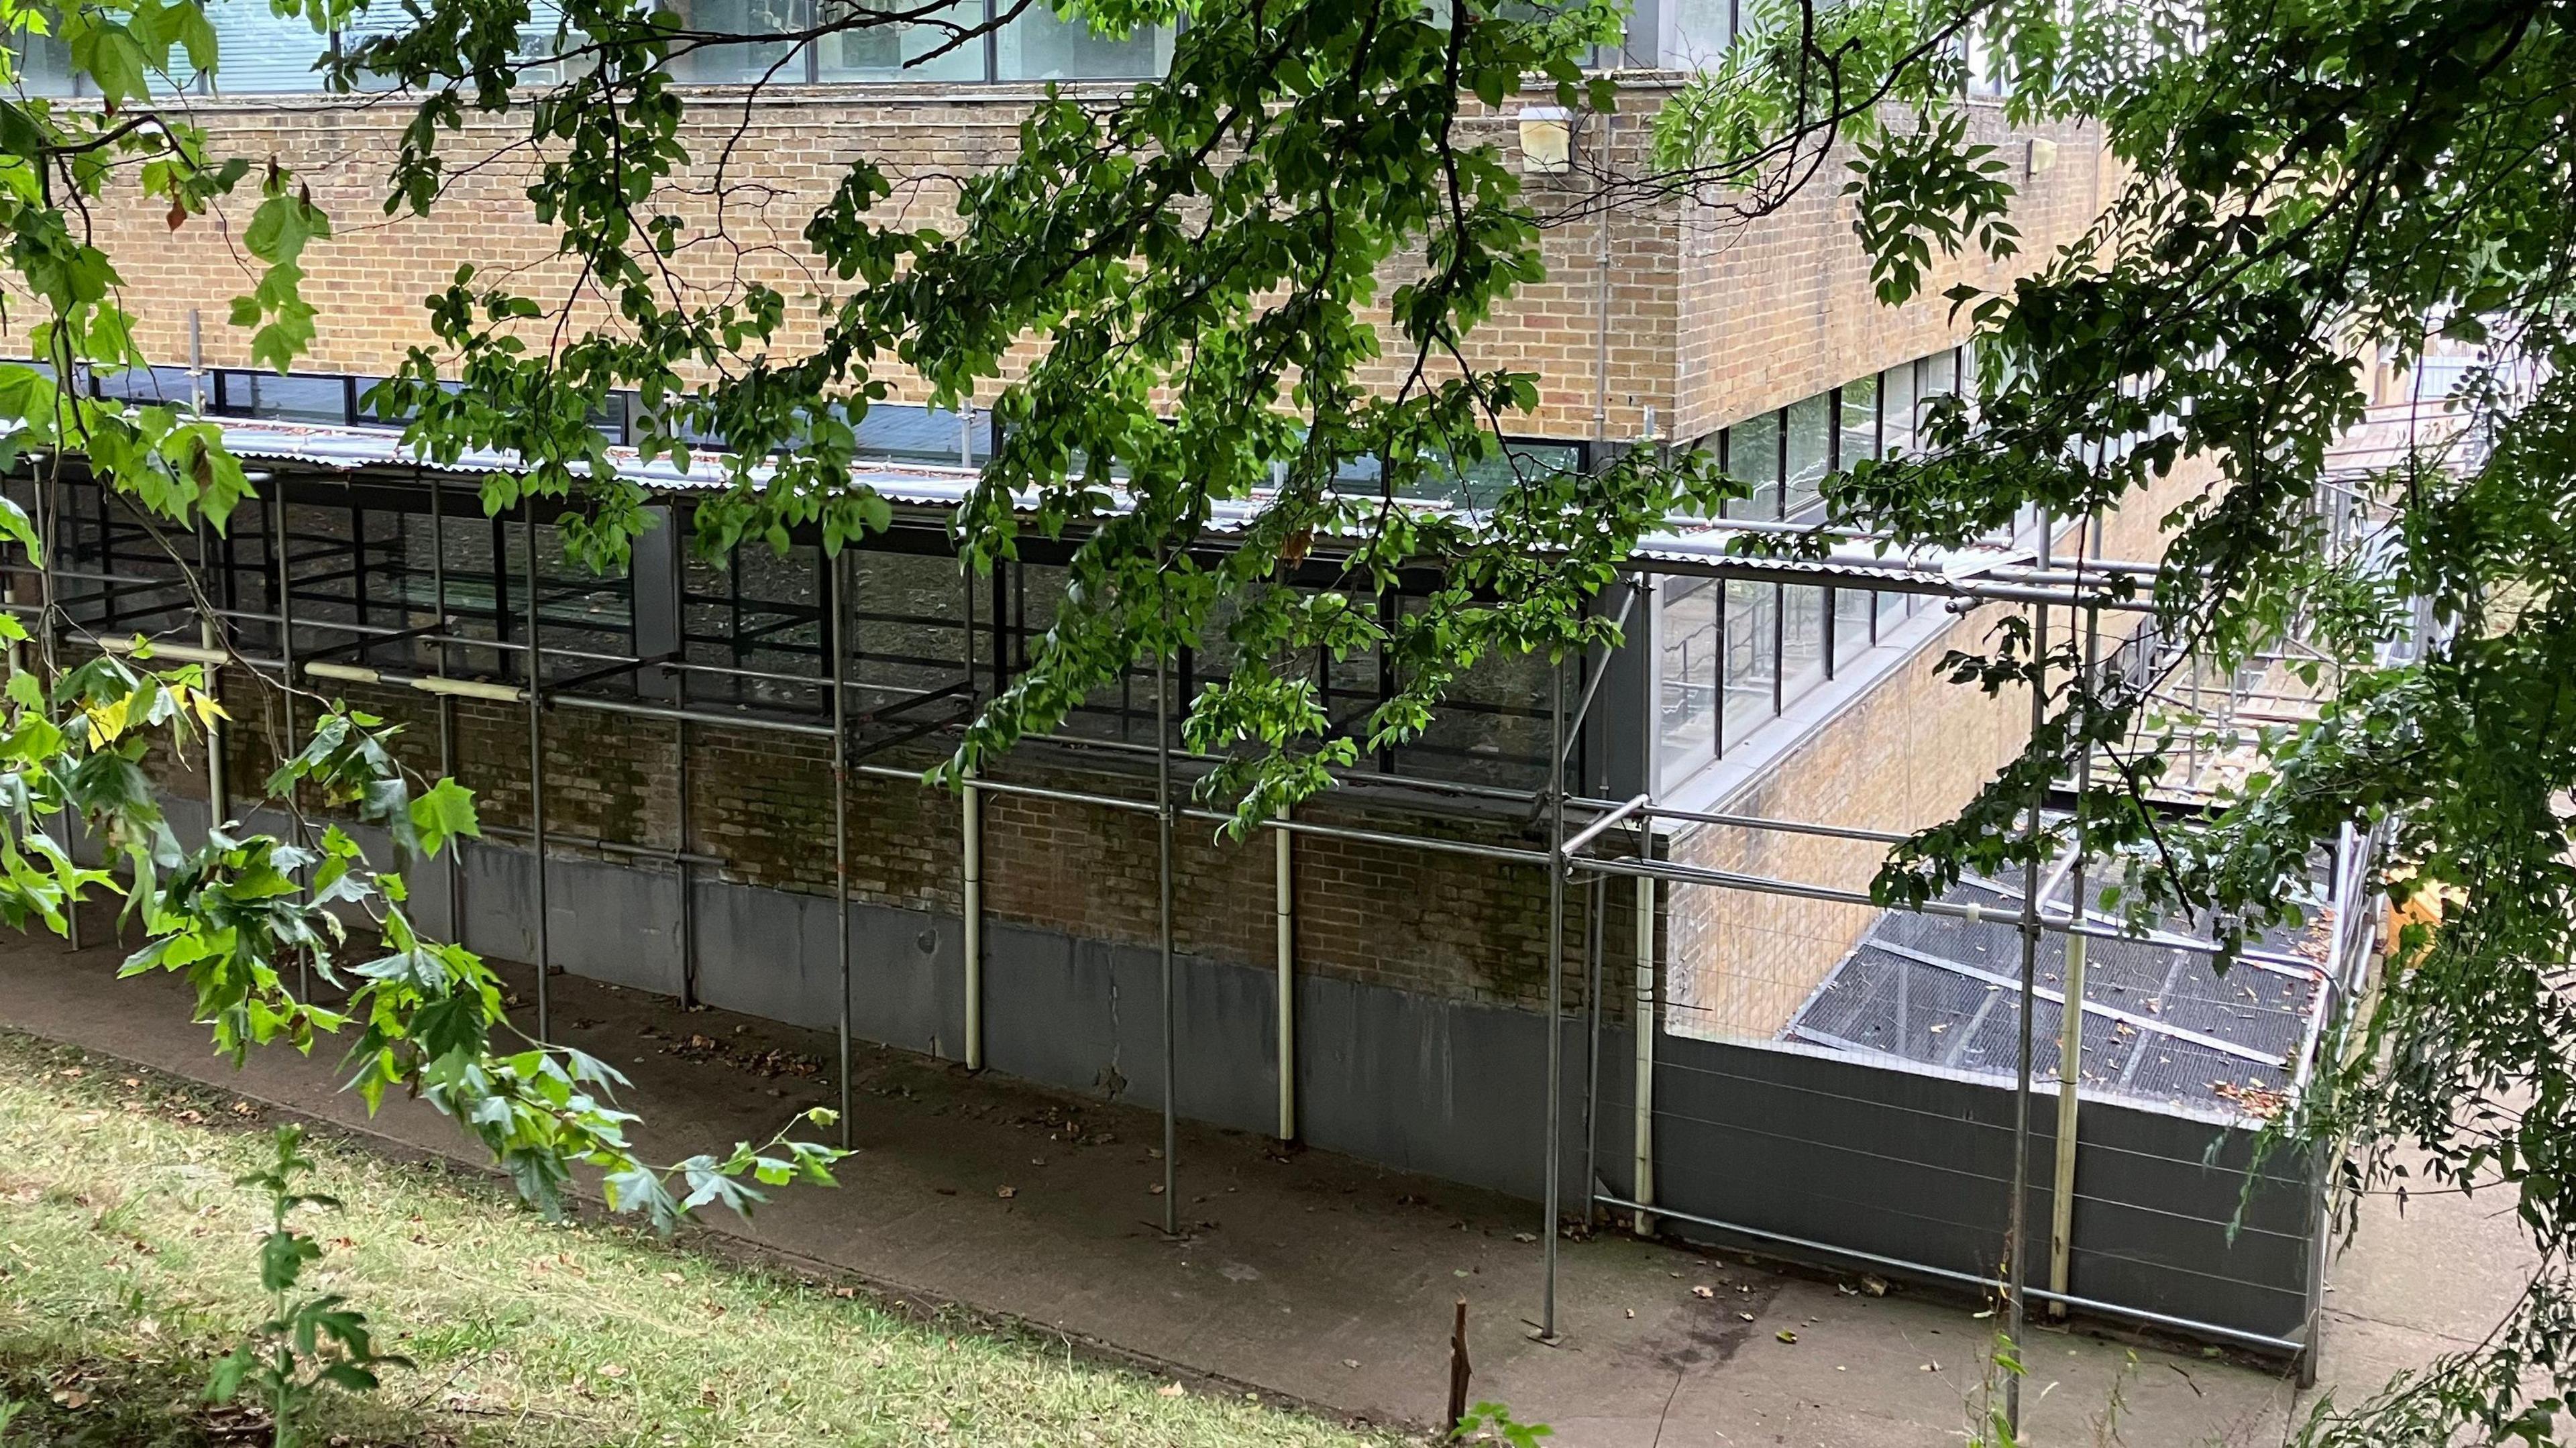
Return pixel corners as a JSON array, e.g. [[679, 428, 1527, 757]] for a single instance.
[[0, 916, 2522, 1446]]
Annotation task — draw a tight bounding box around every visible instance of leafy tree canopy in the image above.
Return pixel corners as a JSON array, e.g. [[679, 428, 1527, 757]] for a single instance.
[[0, 0, 2568, 1435]]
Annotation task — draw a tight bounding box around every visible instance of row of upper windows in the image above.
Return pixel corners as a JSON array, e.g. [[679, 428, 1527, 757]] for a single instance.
[[1655, 345, 2015, 793], [7, 0, 1171, 96], [68, 363, 1593, 498], [1701, 345, 1970, 522]]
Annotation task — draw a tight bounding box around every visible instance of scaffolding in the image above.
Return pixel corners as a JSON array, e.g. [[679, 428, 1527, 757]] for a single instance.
[[0, 417, 2385, 1415]]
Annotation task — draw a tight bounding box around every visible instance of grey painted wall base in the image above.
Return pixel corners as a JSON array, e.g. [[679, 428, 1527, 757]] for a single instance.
[[107, 793, 2314, 1350]]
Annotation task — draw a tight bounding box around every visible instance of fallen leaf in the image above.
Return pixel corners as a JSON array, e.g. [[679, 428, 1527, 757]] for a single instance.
[[51, 1388, 89, 1408], [661, 1272, 685, 1286], [1737, 1311, 1755, 1321], [1691, 1285, 1715, 1299], [1340, 1359, 1360, 1370], [996, 1186, 1017, 1199], [1157, 1383, 1185, 1398], [1776, 1330, 1799, 1344], [598, 1364, 627, 1380], [1148, 1184, 1165, 1195]]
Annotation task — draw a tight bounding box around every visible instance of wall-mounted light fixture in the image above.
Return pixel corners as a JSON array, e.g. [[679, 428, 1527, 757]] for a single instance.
[[1519, 107, 1574, 176]]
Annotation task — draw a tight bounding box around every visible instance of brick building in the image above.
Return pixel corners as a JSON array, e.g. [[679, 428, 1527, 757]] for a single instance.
[[6, 5, 2357, 1359]]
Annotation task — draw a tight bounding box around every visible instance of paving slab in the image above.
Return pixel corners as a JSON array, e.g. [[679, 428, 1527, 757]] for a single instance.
[[0, 911, 2516, 1445]]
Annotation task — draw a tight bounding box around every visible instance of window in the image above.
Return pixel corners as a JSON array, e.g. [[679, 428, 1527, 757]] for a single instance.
[[1670, 0, 1738, 66], [1832, 586, 1872, 671], [1659, 576, 1719, 779], [1724, 410, 1782, 520], [1880, 362, 1917, 457], [1779, 583, 1827, 706], [994, 4, 1170, 80], [815, 0, 985, 80], [1721, 579, 1775, 742], [672, 0, 804, 82], [205, 0, 326, 93], [1654, 344, 1986, 791], [684, 541, 827, 713], [1839, 374, 1880, 468]]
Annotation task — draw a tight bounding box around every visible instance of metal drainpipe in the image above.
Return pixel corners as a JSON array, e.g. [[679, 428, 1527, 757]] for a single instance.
[[1591, 113, 1615, 450], [1632, 869, 1656, 1235], [524, 504, 550, 1041], [1275, 804, 1294, 1141]]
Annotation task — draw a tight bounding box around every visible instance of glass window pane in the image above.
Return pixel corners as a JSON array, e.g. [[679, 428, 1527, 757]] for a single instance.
[[1832, 587, 1872, 671], [1876, 583, 1911, 634], [994, 5, 1169, 79], [1880, 364, 1917, 457], [1721, 579, 1774, 746], [1784, 393, 1831, 518], [851, 549, 967, 697], [851, 402, 983, 464], [206, 0, 325, 92], [672, 0, 804, 83], [1919, 348, 1958, 400], [1445, 441, 1580, 510], [1408, 642, 1549, 789], [1839, 374, 1878, 468], [8, 32, 80, 95], [1723, 411, 1780, 520], [223, 371, 347, 424], [1659, 577, 1718, 781], [1780, 583, 1827, 705], [1670, 0, 1735, 65], [816, 0, 986, 80], [684, 542, 824, 712]]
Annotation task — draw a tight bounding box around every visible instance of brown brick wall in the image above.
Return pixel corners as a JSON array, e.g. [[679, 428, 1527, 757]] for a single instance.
[[2, 85, 2103, 446], [1669, 107, 2111, 439], [164, 656, 1608, 1013]]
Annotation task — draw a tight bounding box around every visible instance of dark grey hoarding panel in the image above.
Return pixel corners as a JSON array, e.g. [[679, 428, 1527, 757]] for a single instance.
[[1588, 1028, 2318, 1343]]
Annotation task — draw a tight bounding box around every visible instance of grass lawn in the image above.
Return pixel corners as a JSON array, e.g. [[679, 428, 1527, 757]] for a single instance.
[[0, 1029, 1406, 1448]]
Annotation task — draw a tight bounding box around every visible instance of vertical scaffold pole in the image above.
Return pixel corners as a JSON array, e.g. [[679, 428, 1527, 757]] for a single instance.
[[1156, 647, 1178, 1235], [429, 473, 463, 945], [2003, 594, 2050, 1437], [1582, 874, 1605, 1229], [1540, 655, 1566, 1341], [963, 567, 983, 1070], [1633, 869, 1656, 1236], [199, 520, 226, 832], [676, 718, 696, 1009], [523, 504, 550, 1042], [40, 474, 78, 954], [1275, 810, 1294, 1141], [2049, 559, 2106, 1313], [275, 488, 298, 989], [830, 550, 853, 1148]]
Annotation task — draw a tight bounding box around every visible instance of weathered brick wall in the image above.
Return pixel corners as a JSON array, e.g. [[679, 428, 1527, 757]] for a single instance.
[[1, 85, 2103, 446], [167, 654, 1605, 1013], [1668, 107, 2111, 439]]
